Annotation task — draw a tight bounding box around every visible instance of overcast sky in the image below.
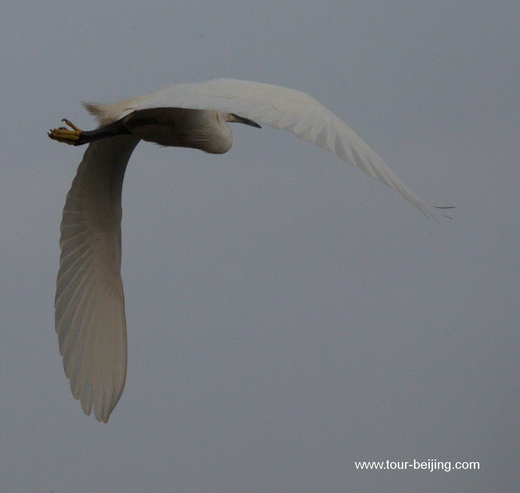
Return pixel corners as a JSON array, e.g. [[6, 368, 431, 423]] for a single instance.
[[1, 2, 519, 492]]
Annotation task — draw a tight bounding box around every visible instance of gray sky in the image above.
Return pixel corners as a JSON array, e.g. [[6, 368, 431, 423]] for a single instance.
[[1, 2, 519, 492]]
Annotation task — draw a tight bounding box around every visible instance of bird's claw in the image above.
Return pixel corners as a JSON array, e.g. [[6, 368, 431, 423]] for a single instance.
[[48, 119, 84, 145]]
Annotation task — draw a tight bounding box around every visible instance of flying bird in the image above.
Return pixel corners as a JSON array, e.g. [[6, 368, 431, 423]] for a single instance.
[[49, 78, 450, 422]]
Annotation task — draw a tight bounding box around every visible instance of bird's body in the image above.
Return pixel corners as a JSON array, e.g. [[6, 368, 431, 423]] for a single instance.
[[49, 78, 449, 422], [125, 108, 234, 152]]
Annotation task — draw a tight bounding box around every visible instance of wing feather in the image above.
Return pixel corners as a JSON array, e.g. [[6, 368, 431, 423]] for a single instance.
[[55, 135, 139, 422], [92, 79, 435, 216]]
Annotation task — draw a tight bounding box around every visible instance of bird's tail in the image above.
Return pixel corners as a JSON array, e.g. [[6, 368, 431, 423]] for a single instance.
[[83, 95, 139, 126]]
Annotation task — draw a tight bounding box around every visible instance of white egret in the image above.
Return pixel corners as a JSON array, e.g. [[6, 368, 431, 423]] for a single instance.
[[49, 78, 450, 422]]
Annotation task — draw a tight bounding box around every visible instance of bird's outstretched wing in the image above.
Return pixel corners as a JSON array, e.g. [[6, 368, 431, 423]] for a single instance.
[[55, 135, 140, 422], [92, 79, 437, 217]]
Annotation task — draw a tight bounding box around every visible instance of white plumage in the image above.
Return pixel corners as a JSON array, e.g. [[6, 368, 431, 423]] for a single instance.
[[50, 78, 447, 422]]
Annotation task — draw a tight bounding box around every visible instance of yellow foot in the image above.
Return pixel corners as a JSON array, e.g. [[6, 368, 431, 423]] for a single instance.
[[48, 119, 84, 145]]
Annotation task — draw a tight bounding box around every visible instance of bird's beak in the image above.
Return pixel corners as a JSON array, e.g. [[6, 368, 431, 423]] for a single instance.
[[230, 113, 261, 128]]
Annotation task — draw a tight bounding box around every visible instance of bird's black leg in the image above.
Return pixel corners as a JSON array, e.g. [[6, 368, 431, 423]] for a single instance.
[[48, 119, 131, 146]]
